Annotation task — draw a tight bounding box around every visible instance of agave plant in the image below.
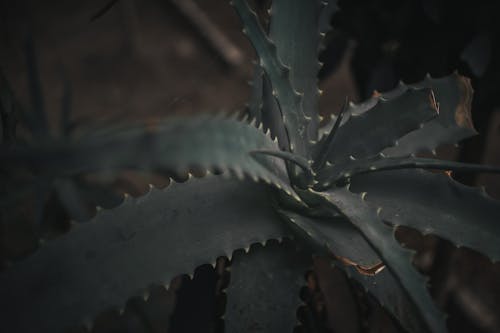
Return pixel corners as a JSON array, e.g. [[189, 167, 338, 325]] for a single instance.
[[1, 0, 500, 332]]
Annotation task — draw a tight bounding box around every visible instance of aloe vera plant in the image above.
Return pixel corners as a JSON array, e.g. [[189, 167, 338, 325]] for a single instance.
[[1, 0, 500, 332]]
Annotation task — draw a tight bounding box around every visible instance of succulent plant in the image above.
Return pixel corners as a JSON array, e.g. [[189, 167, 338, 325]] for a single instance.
[[1, 0, 500, 332]]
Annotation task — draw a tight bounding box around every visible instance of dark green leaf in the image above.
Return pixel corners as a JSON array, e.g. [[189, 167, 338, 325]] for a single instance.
[[262, 72, 289, 150], [316, 88, 438, 173], [232, 0, 314, 158], [318, 155, 500, 187], [278, 208, 381, 269], [1, 115, 298, 199], [383, 73, 476, 156], [0, 176, 291, 333], [350, 169, 500, 262], [269, 0, 323, 147], [316, 186, 447, 333]]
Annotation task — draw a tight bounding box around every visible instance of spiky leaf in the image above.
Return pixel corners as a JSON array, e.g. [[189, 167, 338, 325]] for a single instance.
[[269, 0, 323, 146], [0, 176, 291, 333], [232, 0, 317, 158], [278, 209, 381, 269], [350, 169, 500, 262], [315, 88, 438, 173], [262, 73, 289, 150], [315, 187, 447, 333], [279, 208, 430, 333], [383, 73, 476, 156], [1, 115, 297, 198]]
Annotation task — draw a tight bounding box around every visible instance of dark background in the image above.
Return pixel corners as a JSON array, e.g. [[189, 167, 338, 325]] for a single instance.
[[1, 0, 500, 332]]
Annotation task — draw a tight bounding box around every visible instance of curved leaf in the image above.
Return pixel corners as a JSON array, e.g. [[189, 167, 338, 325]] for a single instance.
[[316, 88, 438, 169], [225, 240, 311, 332], [1, 114, 298, 199], [317, 154, 500, 188], [350, 169, 500, 262], [0, 176, 292, 333], [277, 208, 381, 269], [383, 73, 477, 156], [262, 72, 289, 150], [279, 207, 432, 333], [231, 0, 312, 158], [317, 73, 475, 156], [269, 0, 323, 147], [315, 187, 447, 333]]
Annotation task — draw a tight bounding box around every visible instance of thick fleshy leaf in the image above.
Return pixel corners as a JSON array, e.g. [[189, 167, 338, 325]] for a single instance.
[[262, 73, 289, 150], [225, 240, 311, 332], [0, 114, 298, 199], [342, 264, 431, 333], [316, 88, 438, 169], [383, 73, 476, 156], [232, 0, 313, 158], [277, 208, 381, 269], [0, 176, 292, 333], [315, 187, 447, 333], [279, 207, 431, 333], [316, 154, 500, 188], [350, 169, 500, 262], [269, 0, 323, 147], [317, 73, 475, 153]]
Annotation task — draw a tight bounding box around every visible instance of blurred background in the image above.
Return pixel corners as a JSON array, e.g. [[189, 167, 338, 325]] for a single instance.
[[1, 0, 500, 332]]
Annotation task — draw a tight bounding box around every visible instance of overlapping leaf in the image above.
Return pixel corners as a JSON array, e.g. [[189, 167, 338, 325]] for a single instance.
[[317, 73, 475, 157], [350, 169, 500, 262], [269, 0, 323, 147], [278, 208, 381, 269], [383, 73, 477, 156], [315, 186, 448, 333], [0, 176, 292, 333], [278, 207, 433, 333], [232, 0, 321, 159], [0, 114, 297, 198], [315, 88, 438, 177]]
